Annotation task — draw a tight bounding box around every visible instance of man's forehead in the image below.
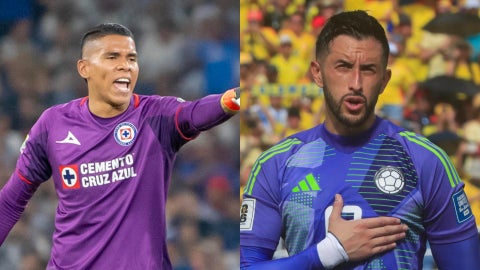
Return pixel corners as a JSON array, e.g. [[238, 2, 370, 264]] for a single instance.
[[82, 35, 136, 56], [328, 36, 383, 58]]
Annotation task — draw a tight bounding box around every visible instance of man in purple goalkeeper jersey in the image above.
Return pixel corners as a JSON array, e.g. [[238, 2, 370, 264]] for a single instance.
[[0, 23, 239, 269], [240, 11, 480, 269]]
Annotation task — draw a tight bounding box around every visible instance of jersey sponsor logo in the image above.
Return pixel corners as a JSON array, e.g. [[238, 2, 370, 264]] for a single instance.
[[59, 165, 81, 189], [59, 154, 137, 189], [114, 122, 137, 146], [56, 131, 81, 145], [374, 166, 405, 194], [452, 190, 473, 223], [292, 173, 321, 192], [240, 198, 256, 231]]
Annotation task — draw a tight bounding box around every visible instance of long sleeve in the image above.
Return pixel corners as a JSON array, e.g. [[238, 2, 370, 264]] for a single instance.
[[175, 94, 234, 139], [431, 235, 480, 269], [0, 172, 39, 245], [241, 245, 325, 270]]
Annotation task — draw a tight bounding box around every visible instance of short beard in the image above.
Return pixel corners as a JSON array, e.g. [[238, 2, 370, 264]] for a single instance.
[[323, 85, 378, 128]]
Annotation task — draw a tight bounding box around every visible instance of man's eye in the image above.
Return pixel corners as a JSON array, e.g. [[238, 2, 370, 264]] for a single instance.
[[362, 68, 376, 74], [336, 65, 350, 71]]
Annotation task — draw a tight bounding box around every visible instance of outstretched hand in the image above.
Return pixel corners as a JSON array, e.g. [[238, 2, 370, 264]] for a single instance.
[[328, 194, 408, 261]]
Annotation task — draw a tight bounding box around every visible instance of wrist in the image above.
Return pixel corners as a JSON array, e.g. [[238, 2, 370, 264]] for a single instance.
[[316, 232, 349, 269]]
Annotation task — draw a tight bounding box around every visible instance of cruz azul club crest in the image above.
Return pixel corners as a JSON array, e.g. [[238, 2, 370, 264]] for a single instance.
[[114, 122, 137, 146]]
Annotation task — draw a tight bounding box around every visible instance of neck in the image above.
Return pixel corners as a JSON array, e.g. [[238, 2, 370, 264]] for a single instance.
[[88, 99, 128, 118], [324, 114, 377, 136]]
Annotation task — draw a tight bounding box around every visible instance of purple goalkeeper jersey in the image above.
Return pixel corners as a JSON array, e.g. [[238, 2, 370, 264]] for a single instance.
[[0, 93, 232, 269]]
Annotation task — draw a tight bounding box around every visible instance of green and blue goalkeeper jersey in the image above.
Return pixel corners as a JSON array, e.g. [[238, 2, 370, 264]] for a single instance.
[[241, 117, 477, 269]]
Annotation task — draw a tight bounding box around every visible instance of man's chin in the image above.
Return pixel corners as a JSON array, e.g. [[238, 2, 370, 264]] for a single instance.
[[338, 112, 369, 128], [109, 94, 132, 107]]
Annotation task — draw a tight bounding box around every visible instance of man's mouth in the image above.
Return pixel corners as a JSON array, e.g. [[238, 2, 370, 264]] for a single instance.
[[343, 96, 365, 112], [114, 78, 131, 92]]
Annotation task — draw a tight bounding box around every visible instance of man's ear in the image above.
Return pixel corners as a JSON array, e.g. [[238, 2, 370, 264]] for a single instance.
[[310, 60, 324, 88], [379, 68, 392, 95], [77, 59, 88, 79]]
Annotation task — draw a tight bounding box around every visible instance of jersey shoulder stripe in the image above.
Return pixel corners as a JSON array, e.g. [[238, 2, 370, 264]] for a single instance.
[[399, 131, 461, 187], [244, 138, 302, 196]]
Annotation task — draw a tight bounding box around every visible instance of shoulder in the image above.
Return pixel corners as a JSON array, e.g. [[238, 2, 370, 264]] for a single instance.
[[379, 120, 462, 187], [258, 127, 320, 165], [37, 97, 85, 121], [135, 94, 189, 114], [385, 123, 456, 178], [394, 130, 449, 161], [287, 125, 322, 143], [381, 119, 436, 152], [137, 94, 187, 106]]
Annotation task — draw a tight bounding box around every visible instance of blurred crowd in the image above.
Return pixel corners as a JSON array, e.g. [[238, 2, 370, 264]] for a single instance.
[[0, 0, 239, 269], [240, 0, 480, 267]]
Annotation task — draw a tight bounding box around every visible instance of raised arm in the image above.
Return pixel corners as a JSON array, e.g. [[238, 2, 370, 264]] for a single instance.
[[175, 88, 239, 139]]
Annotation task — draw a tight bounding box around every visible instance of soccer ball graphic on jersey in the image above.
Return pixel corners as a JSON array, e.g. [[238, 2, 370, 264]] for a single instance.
[[374, 166, 405, 194]]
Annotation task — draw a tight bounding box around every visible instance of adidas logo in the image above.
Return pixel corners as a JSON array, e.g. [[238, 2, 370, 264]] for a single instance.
[[292, 173, 321, 192]]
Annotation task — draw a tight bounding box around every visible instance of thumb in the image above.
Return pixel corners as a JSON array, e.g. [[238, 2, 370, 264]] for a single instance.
[[330, 194, 344, 222]]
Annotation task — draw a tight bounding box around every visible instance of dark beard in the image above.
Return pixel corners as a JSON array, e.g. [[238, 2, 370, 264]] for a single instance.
[[323, 85, 378, 128]]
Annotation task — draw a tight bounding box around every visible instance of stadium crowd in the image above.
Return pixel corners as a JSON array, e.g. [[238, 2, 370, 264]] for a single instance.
[[240, 0, 480, 268], [0, 0, 239, 269]]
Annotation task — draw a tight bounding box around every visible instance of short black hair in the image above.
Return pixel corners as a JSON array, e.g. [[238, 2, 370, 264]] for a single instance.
[[80, 23, 134, 57], [315, 10, 389, 67]]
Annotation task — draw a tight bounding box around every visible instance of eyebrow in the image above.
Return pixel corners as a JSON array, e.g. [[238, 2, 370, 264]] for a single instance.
[[359, 63, 377, 70], [337, 59, 352, 65], [105, 51, 137, 57], [336, 59, 377, 69]]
